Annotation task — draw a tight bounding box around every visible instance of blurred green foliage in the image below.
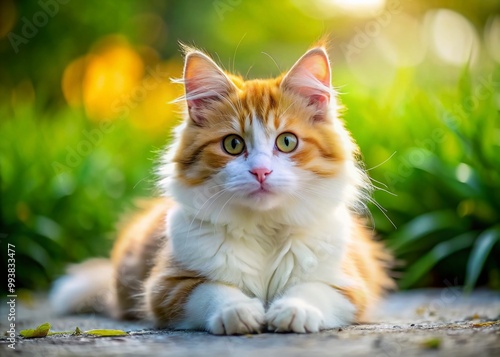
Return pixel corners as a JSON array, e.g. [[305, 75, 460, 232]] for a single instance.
[[1, 0, 499, 292]]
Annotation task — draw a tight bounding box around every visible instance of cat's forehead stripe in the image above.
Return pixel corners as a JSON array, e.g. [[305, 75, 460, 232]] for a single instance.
[[238, 80, 282, 130]]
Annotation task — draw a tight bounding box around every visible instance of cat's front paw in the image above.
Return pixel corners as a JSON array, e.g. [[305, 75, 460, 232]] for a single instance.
[[208, 298, 265, 335], [266, 298, 325, 333]]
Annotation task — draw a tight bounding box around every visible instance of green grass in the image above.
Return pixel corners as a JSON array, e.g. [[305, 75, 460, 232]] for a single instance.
[[0, 106, 167, 290], [343, 64, 500, 290]]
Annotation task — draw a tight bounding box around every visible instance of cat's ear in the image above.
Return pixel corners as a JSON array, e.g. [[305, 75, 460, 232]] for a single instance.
[[183, 50, 237, 124], [281, 47, 332, 121]]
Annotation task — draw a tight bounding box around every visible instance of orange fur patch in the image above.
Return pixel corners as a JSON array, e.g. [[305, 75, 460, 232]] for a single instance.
[[338, 219, 395, 321], [144, 257, 205, 327], [111, 198, 173, 319]]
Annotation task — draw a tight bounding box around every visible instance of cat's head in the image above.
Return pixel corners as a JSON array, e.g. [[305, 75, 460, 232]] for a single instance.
[[161, 46, 367, 225]]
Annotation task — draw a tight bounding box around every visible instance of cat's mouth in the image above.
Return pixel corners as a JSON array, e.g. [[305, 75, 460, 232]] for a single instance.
[[242, 184, 285, 211], [248, 185, 273, 198]]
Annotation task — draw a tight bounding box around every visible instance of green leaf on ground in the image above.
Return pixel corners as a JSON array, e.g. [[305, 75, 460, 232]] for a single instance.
[[19, 323, 126, 338], [20, 322, 51, 338], [84, 329, 128, 337]]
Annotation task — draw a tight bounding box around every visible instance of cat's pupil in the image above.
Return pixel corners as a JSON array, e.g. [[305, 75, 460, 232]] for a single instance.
[[231, 138, 239, 149], [284, 137, 290, 146]]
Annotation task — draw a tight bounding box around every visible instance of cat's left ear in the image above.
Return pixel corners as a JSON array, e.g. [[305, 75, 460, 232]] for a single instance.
[[281, 47, 332, 121]]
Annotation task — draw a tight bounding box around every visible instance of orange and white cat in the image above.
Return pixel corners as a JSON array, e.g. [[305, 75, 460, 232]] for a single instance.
[[50, 44, 393, 334]]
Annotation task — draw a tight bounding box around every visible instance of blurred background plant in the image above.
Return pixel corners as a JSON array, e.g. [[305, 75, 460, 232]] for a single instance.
[[0, 0, 499, 293]]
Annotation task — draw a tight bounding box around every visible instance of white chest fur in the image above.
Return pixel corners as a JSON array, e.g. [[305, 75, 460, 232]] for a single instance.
[[167, 205, 351, 303]]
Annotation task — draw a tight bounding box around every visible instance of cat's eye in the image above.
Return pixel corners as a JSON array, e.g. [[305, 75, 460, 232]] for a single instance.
[[276, 132, 298, 153], [222, 134, 245, 155]]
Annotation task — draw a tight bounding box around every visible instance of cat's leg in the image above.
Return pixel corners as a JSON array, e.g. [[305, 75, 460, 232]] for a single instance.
[[144, 269, 265, 335], [181, 283, 266, 334], [266, 282, 356, 333]]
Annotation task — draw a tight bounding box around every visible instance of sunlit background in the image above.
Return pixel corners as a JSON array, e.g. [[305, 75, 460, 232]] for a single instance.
[[1, 0, 499, 295]]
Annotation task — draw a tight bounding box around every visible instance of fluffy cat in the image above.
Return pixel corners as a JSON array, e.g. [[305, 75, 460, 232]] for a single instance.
[[50, 44, 394, 334]]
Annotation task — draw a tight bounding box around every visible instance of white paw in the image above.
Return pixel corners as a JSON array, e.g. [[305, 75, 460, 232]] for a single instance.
[[208, 298, 265, 335], [266, 298, 325, 333]]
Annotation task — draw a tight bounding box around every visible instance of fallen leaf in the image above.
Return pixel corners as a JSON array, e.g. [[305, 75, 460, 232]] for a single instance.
[[84, 329, 128, 337], [20, 324, 127, 339], [20, 322, 51, 338]]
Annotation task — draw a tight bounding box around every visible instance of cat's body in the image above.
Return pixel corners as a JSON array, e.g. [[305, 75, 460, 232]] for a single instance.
[[50, 45, 393, 334]]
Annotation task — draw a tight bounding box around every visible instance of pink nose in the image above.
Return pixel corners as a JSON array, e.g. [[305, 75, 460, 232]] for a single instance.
[[250, 168, 272, 183]]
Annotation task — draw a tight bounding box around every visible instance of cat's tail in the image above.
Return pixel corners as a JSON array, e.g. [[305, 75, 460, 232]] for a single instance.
[[49, 258, 115, 316]]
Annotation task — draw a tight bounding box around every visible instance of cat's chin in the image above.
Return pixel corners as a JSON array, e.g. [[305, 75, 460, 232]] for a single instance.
[[248, 186, 272, 198], [236, 189, 285, 211]]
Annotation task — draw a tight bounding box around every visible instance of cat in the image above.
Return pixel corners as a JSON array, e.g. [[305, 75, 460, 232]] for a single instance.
[[50, 44, 394, 335]]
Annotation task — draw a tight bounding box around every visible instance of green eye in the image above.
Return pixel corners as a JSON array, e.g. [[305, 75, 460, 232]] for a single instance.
[[222, 134, 245, 155], [276, 132, 298, 153]]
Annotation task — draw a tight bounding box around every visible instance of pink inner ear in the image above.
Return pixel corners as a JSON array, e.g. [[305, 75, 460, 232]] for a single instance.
[[284, 69, 331, 109], [183, 52, 236, 121], [309, 94, 328, 109], [186, 96, 217, 109], [184, 78, 221, 109], [281, 48, 333, 116], [301, 54, 330, 88]]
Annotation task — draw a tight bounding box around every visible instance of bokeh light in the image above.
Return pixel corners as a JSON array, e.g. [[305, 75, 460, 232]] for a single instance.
[[425, 9, 480, 67], [292, 0, 386, 19], [83, 37, 145, 121], [377, 14, 426, 67], [63, 36, 144, 121], [331, 0, 386, 15], [62, 35, 182, 134]]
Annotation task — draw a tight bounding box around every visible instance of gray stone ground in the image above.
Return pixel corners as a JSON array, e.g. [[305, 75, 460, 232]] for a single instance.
[[1, 289, 499, 356]]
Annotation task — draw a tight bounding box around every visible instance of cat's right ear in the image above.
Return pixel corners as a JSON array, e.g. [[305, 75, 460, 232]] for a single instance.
[[183, 51, 236, 124], [281, 47, 333, 122]]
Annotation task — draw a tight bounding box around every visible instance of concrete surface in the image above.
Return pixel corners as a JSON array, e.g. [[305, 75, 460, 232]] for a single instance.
[[1, 289, 499, 356]]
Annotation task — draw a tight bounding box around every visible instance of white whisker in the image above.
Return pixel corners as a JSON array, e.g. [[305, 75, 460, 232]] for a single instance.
[[372, 184, 397, 197], [367, 197, 397, 229], [367, 151, 397, 171], [369, 177, 389, 189], [214, 192, 237, 229], [261, 51, 281, 73], [186, 188, 227, 239]]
